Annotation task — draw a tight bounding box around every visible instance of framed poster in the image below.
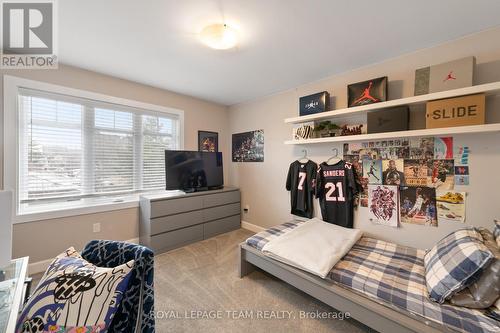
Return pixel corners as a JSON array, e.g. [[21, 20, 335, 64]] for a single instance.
[[232, 130, 264, 162], [198, 131, 218, 152]]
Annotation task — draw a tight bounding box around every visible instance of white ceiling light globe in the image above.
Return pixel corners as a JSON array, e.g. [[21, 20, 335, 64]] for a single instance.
[[199, 23, 238, 50]]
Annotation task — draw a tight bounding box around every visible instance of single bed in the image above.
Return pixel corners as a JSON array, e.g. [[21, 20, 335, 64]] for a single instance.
[[239, 221, 500, 333]]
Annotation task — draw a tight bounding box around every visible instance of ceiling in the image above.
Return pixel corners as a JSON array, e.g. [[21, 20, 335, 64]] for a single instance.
[[59, 0, 500, 106]]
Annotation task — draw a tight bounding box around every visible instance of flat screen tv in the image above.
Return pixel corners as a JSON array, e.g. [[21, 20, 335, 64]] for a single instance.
[[165, 150, 224, 192]]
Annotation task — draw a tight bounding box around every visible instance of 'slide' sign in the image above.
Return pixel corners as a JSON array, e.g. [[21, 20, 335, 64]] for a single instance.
[[426, 93, 485, 129]]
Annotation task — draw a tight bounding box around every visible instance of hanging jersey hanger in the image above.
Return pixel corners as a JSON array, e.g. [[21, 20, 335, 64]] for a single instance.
[[326, 148, 342, 165], [298, 149, 309, 163]]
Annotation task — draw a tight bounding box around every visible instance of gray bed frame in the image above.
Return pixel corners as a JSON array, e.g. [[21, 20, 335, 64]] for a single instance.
[[239, 243, 452, 333]]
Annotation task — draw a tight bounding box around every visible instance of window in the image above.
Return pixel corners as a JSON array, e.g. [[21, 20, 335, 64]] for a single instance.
[[12, 84, 183, 217]]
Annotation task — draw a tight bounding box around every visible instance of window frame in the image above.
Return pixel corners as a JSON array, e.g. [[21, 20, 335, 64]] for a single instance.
[[3, 75, 184, 224]]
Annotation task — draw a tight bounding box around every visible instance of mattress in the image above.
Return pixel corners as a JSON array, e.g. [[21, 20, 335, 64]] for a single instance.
[[246, 221, 500, 333]]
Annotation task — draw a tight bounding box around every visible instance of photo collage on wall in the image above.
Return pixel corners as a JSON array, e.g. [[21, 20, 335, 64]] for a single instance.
[[344, 136, 468, 227]]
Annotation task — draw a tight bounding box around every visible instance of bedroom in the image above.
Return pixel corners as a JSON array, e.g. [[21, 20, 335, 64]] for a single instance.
[[1, 1, 500, 332]]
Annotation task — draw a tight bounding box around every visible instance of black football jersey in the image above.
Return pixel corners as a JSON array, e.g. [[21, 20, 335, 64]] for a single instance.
[[315, 161, 360, 228], [286, 160, 318, 218]]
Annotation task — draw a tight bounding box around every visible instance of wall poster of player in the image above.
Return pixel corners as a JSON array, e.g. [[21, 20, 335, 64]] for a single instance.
[[404, 159, 428, 187], [382, 159, 405, 186], [363, 159, 382, 184], [368, 185, 399, 227], [400, 187, 438, 226], [427, 159, 454, 189], [232, 130, 264, 162], [198, 131, 218, 152]]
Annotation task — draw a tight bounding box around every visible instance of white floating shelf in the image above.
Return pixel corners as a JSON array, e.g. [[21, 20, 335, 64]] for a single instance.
[[284, 123, 500, 145], [285, 82, 500, 124]]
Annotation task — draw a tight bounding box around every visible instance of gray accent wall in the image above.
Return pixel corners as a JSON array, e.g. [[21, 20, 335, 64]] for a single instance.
[[228, 27, 500, 250]]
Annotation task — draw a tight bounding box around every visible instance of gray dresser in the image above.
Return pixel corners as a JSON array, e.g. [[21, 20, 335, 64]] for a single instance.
[[139, 187, 241, 254]]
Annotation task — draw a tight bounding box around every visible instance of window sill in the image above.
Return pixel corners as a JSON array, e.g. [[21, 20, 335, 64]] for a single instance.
[[14, 191, 168, 224]]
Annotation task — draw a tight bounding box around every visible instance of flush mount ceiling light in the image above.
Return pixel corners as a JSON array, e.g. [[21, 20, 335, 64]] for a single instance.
[[199, 23, 238, 50]]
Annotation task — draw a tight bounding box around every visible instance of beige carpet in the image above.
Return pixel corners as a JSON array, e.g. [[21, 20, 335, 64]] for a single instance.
[[30, 228, 374, 332], [154, 228, 374, 333]]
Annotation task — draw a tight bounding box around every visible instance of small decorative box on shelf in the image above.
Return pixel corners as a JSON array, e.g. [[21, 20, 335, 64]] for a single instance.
[[299, 91, 330, 116], [367, 106, 409, 134]]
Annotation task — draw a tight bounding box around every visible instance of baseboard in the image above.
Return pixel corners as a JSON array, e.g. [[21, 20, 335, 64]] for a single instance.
[[241, 220, 266, 233], [28, 237, 140, 275]]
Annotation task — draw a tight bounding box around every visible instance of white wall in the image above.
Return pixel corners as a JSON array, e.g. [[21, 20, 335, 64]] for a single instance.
[[228, 27, 500, 250]]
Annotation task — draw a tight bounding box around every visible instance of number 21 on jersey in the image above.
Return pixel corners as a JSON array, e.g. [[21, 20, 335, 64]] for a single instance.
[[325, 182, 345, 201]]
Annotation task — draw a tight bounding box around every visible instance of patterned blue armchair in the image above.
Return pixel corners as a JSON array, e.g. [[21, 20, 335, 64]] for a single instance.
[[82, 240, 155, 333]]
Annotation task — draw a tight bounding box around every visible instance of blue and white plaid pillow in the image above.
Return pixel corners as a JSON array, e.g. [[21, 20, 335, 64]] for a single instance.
[[494, 219, 500, 247], [424, 228, 494, 304]]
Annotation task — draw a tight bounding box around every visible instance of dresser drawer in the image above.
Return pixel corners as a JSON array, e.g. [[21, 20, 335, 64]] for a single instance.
[[204, 215, 241, 239], [151, 210, 203, 235], [150, 224, 203, 253], [150, 196, 203, 218], [203, 191, 240, 208], [203, 202, 240, 222]]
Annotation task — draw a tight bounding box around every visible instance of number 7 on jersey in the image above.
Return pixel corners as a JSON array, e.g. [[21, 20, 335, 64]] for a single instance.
[[297, 172, 306, 190]]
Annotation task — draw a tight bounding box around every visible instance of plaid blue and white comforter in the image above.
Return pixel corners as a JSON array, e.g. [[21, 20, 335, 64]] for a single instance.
[[246, 222, 500, 333], [246, 220, 305, 251]]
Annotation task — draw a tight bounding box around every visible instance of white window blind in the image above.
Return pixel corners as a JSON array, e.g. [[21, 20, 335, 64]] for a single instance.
[[18, 88, 180, 210]]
